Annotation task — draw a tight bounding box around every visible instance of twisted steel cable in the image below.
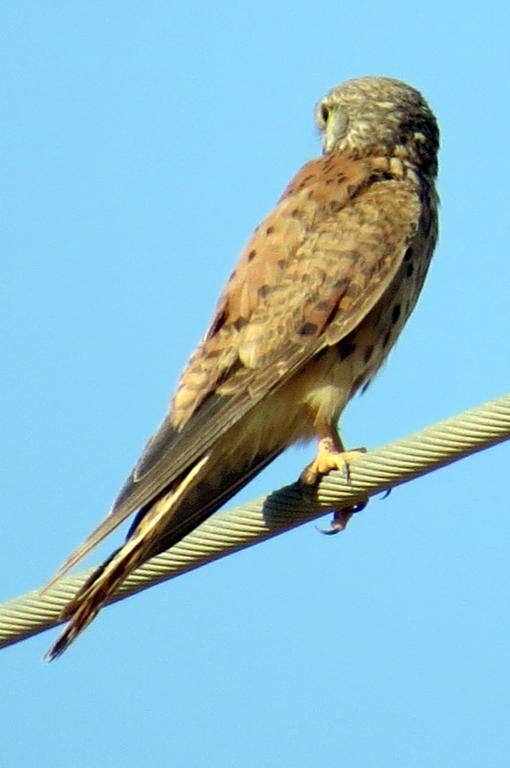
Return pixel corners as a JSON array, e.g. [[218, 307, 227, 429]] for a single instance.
[[1, 393, 509, 651]]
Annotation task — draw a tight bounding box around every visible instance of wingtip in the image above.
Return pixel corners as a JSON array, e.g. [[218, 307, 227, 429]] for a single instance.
[[39, 551, 89, 597], [40, 505, 126, 596]]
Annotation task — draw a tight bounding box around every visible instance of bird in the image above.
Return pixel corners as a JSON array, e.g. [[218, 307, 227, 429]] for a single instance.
[[44, 75, 439, 659]]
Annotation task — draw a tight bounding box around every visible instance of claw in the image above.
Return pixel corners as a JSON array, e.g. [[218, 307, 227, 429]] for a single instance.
[[316, 500, 368, 535], [316, 522, 344, 535]]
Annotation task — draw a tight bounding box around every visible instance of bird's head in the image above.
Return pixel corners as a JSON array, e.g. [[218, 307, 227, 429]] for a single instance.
[[316, 76, 439, 176]]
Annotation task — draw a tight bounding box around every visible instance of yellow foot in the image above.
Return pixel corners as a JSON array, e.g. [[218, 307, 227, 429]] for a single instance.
[[300, 441, 367, 486], [301, 438, 368, 535]]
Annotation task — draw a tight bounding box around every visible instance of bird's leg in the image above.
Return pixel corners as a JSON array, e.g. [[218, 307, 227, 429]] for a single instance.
[[301, 423, 368, 534], [301, 424, 366, 485]]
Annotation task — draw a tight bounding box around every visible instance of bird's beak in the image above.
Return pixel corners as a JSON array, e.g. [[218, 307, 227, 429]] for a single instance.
[[323, 109, 348, 154]]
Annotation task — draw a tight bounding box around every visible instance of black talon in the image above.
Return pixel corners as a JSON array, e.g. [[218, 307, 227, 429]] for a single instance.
[[316, 500, 368, 535], [316, 521, 344, 535]]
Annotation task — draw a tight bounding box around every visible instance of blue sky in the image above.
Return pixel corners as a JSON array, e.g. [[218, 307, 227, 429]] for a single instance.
[[2, 2, 510, 766]]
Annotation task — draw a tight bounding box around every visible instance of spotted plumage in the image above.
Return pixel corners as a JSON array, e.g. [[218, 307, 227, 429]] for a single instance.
[[45, 76, 439, 659]]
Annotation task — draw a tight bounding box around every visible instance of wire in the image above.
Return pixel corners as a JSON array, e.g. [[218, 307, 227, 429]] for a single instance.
[[1, 393, 509, 651]]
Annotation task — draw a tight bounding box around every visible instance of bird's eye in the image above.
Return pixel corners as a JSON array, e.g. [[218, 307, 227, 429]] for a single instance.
[[319, 104, 330, 125]]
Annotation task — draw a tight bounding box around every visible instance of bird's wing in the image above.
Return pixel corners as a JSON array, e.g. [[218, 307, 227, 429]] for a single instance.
[[46, 153, 422, 585]]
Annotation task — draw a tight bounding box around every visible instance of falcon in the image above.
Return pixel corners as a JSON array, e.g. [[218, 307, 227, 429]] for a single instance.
[[45, 76, 439, 659]]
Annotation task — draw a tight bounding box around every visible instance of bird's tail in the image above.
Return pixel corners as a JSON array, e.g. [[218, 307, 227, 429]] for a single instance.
[[45, 455, 209, 661]]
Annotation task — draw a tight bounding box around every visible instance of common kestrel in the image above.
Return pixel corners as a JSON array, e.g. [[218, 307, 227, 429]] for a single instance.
[[46, 76, 439, 659]]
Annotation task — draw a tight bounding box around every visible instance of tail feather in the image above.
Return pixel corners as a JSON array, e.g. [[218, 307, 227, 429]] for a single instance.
[[45, 560, 110, 661], [45, 537, 144, 660], [45, 442, 285, 659], [45, 455, 209, 660]]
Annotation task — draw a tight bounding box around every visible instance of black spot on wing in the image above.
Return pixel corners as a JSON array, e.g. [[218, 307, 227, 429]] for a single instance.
[[257, 284, 273, 299], [297, 322, 318, 336], [337, 339, 356, 360], [391, 304, 401, 324]]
